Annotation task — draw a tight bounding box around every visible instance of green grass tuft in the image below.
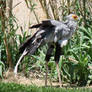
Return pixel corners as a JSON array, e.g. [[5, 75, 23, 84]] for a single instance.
[[0, 82, 92, 92]]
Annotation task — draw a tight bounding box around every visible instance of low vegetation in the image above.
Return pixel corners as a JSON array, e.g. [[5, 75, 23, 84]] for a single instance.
[[0, 82, 92, 92]]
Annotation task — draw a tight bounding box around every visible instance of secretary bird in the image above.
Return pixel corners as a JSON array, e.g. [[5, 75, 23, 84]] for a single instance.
[[14, 14, 79, 87]]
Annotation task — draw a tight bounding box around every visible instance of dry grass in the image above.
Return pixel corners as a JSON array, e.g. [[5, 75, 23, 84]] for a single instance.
[[2, 70, 62, 87], [1, 70, 92, 89]]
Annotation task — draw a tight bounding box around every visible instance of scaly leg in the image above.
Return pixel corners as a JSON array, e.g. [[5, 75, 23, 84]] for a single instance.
[[56, 62, 62, 87], [45, 61, 48, 87]]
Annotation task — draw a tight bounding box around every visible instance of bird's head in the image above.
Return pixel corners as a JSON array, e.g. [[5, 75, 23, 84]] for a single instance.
[[66, 14, 79, 21]]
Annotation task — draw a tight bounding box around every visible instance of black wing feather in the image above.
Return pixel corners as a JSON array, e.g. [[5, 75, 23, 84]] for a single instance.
[[29, 19, 56, 29], [29, 24, 42, 29], [19, 29, 45, 54]]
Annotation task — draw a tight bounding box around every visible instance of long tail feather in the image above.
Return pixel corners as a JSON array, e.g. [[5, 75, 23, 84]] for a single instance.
[[14, 49, 28, 74], [14, 28, 45, 74], [14, 38, 44, 74]]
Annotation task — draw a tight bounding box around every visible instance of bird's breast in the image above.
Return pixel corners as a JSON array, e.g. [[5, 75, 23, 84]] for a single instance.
[[58, 39, 68, 47]]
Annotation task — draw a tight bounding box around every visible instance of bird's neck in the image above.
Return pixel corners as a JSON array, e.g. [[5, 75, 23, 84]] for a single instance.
[[65, 20, 77, 31]]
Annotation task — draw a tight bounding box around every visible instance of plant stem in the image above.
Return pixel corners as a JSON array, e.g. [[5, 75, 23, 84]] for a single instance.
[[83, 0, 86, 26], [0, 1, 13, 71]]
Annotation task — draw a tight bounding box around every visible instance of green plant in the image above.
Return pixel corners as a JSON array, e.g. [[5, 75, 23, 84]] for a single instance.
[[0, 82, 92, 92], [60, 26, 92, 86], [0, 61, 5, 78]]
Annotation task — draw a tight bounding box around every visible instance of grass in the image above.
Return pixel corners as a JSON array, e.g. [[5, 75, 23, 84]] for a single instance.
[[0, 82, 92, 92]]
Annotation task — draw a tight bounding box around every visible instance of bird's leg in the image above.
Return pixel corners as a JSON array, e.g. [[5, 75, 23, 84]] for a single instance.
[[45, 61, 48, 87], [14, 49, 28, 75], [45, 61, 52, 87], [55, 43, 62, 87], [45, 45, 54, 87], [56, 62, 62, 87]]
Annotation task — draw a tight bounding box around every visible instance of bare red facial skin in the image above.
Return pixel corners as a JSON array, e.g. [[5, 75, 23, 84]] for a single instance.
[[72, 15, 78, 20]]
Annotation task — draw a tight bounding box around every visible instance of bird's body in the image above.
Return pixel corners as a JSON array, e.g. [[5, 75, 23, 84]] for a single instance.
[[19, 18, 77, 54], [14, 14, 79, 87]]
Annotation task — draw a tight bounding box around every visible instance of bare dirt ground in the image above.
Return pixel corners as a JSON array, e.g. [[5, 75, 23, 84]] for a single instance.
[[2, 70, 61, 87], [1, 70, 92, 88]]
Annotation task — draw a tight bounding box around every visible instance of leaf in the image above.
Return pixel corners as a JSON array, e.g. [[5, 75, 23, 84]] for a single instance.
[[0, 65, 2, 78]]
